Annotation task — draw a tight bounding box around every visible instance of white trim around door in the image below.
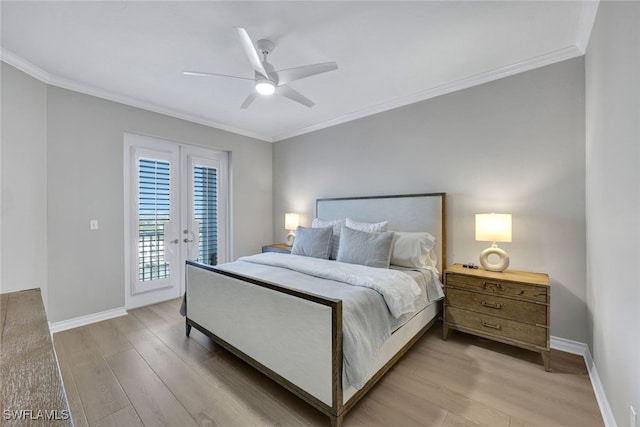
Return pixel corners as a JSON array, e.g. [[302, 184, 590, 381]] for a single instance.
[[124, 133, 229, 309]]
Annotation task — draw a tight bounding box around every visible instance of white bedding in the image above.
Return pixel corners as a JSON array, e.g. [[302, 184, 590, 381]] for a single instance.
[[239, 253, 423, 318], [216, 253, 444, 389]]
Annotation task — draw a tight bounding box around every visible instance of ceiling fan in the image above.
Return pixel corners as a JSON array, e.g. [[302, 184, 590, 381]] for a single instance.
[[184, 27, 338, 109]]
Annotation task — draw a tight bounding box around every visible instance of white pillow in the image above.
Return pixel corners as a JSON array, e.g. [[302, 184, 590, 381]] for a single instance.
[[312, 218, 345, 260], [345, 218, 388, 233], [390, 231, 437, 268]]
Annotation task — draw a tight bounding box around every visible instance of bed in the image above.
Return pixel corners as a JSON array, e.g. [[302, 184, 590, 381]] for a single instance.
[[184, 192, 446, 426]]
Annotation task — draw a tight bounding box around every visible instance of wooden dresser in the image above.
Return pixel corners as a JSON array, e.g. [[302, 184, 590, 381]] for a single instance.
[[1, 289, 72, 425], [443, 264, 551, 371]]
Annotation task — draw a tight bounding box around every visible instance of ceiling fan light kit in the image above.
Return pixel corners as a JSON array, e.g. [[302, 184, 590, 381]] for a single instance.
[[184, 27, 337, 109], [255, 79, 276, 95]]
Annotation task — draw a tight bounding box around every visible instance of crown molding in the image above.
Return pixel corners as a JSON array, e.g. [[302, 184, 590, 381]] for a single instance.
[[3, 42, 585, 144], [575, 0, 600, 53], [0, 48, 52, 83], [274, 1, 599, 141], [1, 48, 273, 142], [273, 44, 584, 141], [52, 74, 273, 142]]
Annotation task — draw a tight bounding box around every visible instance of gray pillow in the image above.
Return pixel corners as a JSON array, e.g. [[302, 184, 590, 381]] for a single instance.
[[291, 226, 333, 259], [336, 226, 394, 268]]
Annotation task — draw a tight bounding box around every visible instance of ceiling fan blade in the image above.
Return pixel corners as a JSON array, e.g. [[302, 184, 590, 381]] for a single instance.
[[277, 85, 315, 108], [235, 27, 268, 78], [183, 70, 253, 81], [240, 92, 258, 109], [276, 62, 338, 86]]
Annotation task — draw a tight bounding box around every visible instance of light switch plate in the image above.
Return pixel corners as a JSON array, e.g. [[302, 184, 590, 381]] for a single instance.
[[90, 219, 99, 230]]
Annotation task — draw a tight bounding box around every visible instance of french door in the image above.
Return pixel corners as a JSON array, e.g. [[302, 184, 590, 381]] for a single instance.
[[124, 133, 228, 309]]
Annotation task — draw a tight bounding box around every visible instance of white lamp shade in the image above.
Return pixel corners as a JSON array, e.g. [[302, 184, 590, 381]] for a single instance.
[[285, 213, 300, 231], [475, 213, 512, 243]]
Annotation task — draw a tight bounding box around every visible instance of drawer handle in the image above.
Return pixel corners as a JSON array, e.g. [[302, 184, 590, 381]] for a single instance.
[[481, 320, 502, 330], [481, 300, 502, 310], [483, 281, 503, 291]]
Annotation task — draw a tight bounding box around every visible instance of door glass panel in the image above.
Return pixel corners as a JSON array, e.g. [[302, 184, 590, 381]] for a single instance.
[[138, 158, 171, 281], [193, 166, 218, 265]]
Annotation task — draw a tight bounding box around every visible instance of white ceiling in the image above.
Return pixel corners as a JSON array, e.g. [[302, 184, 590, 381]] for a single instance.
[[1, 1, 598, 142]]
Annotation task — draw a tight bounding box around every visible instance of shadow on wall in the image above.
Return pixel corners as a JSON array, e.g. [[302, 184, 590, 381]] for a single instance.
[[548, 278, 589, 343]]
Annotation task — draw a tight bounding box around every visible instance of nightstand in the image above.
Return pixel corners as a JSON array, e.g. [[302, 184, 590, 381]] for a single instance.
[[261, 243, 292, 254], [443, 263, 551, 371]]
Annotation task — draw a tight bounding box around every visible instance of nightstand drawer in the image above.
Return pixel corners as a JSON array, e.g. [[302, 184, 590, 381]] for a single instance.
[[446, 273, 547, 303], [446, 288, 547, 326], [446, 307, 547, 348]]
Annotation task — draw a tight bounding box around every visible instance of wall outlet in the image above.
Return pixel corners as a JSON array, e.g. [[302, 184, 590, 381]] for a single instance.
[[90, 219, 99, 230], [631, 405, 637, 427]]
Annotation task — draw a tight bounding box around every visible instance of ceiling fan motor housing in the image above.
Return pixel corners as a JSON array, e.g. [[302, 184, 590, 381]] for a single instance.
[[256, 39, 275, 56]]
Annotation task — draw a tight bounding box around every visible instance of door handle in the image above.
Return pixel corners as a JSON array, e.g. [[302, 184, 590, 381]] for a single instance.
[[169, 239, 179, 244], [184, 238, 193, 243]]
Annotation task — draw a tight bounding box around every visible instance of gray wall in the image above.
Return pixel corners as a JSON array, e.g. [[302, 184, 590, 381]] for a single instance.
[[273, 57, 587, 343], [1, 63, 273, 322], [1, 63, 48, 305], [585, 2, 640, 425]]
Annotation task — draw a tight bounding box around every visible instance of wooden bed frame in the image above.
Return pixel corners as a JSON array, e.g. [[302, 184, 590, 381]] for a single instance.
[[185, 193, 446, 426]]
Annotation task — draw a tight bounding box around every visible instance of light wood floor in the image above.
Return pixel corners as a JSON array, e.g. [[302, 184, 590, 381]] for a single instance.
[[53, 298, 604, 427]]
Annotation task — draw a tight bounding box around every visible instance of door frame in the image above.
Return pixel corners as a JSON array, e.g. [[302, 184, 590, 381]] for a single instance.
[[123, 132, 230, 310]]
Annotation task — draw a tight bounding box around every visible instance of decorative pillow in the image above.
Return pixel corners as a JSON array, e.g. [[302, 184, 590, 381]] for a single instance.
[[291, 226, 333, 259], [312, 218, 346, 260], [337, 226, 394, 268], [390, 231, 438, 268], [345, 218, 388, 233]]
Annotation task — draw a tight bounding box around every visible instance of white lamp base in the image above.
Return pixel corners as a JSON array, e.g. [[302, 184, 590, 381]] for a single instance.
[[286, 231, 296, 246], [479, 245, 510, 272]]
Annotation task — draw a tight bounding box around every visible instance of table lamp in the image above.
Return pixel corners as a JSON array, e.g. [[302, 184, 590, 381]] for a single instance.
[[475, 213, 512, 272], [285, 213, 300, 246]]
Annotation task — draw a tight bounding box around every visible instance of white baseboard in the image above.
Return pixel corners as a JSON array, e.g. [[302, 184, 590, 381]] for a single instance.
[[49, 306, 127, 334], [551, 336, 617, 427]]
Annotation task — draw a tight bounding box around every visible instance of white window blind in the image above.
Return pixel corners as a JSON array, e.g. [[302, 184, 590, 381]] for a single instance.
[[138, 158, 171, 281], [194, 166, 218, 265]]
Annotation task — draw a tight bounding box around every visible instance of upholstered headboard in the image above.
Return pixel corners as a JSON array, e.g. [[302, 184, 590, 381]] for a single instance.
[[316, 193, 447, 275]]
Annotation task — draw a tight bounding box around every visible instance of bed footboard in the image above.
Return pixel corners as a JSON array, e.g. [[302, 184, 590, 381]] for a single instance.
[[185, 261, 344, 424]]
